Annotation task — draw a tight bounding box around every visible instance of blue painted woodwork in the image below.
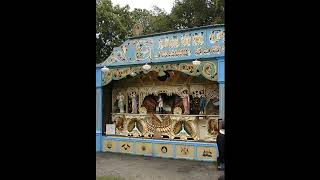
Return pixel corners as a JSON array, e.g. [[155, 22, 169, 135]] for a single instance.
[[101, 25, 224, 67], [96, 25, 225, 155]]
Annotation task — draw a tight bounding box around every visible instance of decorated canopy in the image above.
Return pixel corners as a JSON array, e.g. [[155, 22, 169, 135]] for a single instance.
[[99, 24, 225, 86]]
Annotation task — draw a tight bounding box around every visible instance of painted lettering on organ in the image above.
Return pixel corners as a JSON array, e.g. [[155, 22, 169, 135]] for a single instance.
[[104, 28, 224, 65], [159, 36, 179, 49], [156, 49, 191, 58], [195, 42, 224, 55]]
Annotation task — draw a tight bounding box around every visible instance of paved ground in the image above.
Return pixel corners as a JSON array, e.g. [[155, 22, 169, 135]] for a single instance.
[[96, 152, 224, 180]]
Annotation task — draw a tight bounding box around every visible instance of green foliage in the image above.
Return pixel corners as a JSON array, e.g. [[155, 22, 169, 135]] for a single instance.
[[96, 0, 224, 63], [171, 0, 224, 29], [96, 0, 133, 63], [130, 8, 154, 34]]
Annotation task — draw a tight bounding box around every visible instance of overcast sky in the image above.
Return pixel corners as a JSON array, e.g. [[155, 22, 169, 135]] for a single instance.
[[111, 0, 176, 13]]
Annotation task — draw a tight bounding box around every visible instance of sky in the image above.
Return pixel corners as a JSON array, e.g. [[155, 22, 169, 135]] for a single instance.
[[111, 0, 176, 13]]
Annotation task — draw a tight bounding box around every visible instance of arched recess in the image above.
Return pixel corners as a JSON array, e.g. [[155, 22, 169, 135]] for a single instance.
[[102, 61, 217, 86]]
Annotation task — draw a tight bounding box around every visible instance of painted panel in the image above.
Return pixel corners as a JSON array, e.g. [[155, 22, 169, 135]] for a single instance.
[[96, 69, 102, 87], [197, 146, 217, 161], [219, 83, 225, 119], [96, 88, 102, 131], [103, 26, 224, 67], [96, 133, 101, 152], [217, 58, 224, 83], [154, 144, 174, 158], [119, 141, 134, 154], [175, 145, 195, 159], [103, 140, 117, 152], [103, 136, 218, 161], [135, 142, 152, 156]]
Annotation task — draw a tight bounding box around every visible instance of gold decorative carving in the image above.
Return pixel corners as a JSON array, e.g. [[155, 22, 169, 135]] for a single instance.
[[133, 23, 143, 36], [102, 61, 217, 86], [173, 107, 182, 114], [112, 113, 218, 142], [139, 107, 147, 114]]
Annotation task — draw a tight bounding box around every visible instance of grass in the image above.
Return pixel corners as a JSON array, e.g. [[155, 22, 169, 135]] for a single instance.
[[96, 176, 125, 180]]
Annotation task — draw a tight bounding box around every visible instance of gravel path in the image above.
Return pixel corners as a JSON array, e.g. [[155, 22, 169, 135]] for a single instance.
[[96, 152, 224, 180]]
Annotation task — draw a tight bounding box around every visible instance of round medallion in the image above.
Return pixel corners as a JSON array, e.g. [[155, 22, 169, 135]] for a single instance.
[[133, 23, 143, 36], [161, 146, 167, 153]]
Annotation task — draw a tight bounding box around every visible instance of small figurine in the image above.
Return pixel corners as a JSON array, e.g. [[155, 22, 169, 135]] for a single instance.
[[157, 95, 164, 114], [181, 90, 190, 114], [199, 90, 207, 114], [131, 92, 138, 114], [116, 92, 125, 113]]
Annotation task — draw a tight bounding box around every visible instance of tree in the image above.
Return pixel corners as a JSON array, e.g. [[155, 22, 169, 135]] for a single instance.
[[96, 0, 224, 63], [96, 0, 133, 63], [211, 0, 225, 24], [150, 6, 175, 33], [170, 0, 224, 29], [130, 8, 154, 35], [130, 6, 174, 35]]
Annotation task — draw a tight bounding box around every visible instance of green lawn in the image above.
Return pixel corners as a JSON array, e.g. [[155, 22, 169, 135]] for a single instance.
[[96, 176, 125, 180]]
